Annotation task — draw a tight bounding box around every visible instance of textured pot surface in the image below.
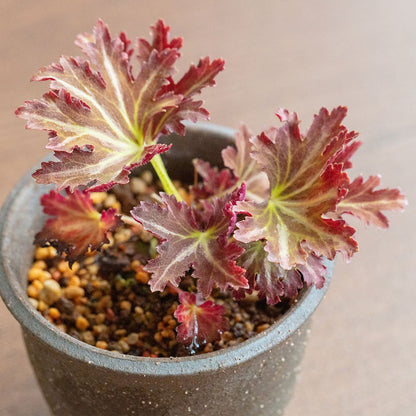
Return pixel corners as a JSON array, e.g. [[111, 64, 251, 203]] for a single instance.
[[0, 124, 332, 416]]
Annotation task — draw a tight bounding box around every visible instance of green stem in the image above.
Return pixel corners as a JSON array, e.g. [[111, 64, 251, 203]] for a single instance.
[[151, 154, 183, 201]]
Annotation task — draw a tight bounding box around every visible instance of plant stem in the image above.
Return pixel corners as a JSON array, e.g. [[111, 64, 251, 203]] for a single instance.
[[151, 154, 183, 201]]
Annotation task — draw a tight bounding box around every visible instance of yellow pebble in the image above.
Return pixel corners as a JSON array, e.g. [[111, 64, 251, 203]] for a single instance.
[[75, 316, 90, 331], [35, 247, 51, 260], [63, 286, 85, 299], [103, 194, 117, 208], [33, 260, 47, 270], [48, 246, 57, 257], [32, 279, 44, 290], [134, 306, 144, 315], [120, 300, 132, 311], [141, 170, 153, 185], [49, 307, 61, 320], [90, 192, 107, 205], [87, 264, 99, 275], [68, 276, 81, 287], [95, 340, 108, 350], [112, 201, 122, 212], [28, 268, 51, 282], [161, 329, 175, 339], [39, 279, 62, 305], [27, 284, 40, 299], [58, 261, 71, 274], [37, 300, 48, 312], [135, 269, 150, 284], [131, 260, 142, 270], [256, 323, 270, 333]]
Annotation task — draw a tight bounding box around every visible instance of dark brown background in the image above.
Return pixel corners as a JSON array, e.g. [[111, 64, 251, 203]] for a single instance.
[[0, 1, 414, 415]]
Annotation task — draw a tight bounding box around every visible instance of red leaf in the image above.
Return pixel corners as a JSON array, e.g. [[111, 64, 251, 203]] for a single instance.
[[337, 175, 406, 228], [234, 107, 359, 269], [235, 241, 305, 304], [131, 187, 248, 297], [221, 124, 269, 202], [297, 253, 327, 289], [137, 19, 183, 63], [16, 19, 224, 191], [35, 190, 122, 263], [192, 158, 236, 199], [174, 292, 228, 351]]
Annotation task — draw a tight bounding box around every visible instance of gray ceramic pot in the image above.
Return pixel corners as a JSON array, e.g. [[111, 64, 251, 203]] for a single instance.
[[0, 124, 332, 416]]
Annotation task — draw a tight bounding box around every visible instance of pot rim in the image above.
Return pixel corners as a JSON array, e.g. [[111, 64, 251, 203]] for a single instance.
[[0, 123, 332, 376]]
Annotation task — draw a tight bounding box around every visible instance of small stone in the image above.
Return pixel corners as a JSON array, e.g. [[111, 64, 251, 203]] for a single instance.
[[114, 228, 131, 244], [118, 340, 130, 353], [90, 192, 107, 205], [95, 340, 108, 350], [82, 331, 95, 345], [120, 300, 132, 312], [131, 177, 147, 194], [93, 324, 109, 336], [35, 247, 51, 260], [244, 321, 255, 332], [55, 297, 75, 314], [134, 306, 144, 315], [39, 279, 63, 305], [63, 286, 85, 300], [37, 300, 48, 312], [168, 319, 177, 328], [95, 313, 106, 325], [27, 284, 41, 299], [58, 261, 71, 274], [33, 260, 47, 270], [75, 316, 90, 331], [68, 276, 81, 287], [127, 332, 139, 345], [28, 268, 51, 282], [141, 170, 153, 185], [49, 307, 61, 320], [96, 295, 112, 312], [103, 194, 117, 208], [256, 323, 270, 333], [135, 269, 150, 284], [161, 328, 175, 339]]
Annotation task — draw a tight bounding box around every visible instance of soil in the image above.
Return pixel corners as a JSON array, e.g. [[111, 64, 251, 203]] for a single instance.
[[27, 171, 295, 357]]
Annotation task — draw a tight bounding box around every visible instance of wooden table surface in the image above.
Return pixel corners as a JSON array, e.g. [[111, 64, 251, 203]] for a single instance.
[[0, 1, 414, 415]]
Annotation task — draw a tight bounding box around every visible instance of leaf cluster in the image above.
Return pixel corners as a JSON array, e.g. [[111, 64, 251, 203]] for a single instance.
[[17, 20, 406, 350]]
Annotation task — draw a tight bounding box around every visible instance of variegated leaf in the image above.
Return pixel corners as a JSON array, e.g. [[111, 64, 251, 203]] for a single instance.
[[174, 292, 228, 350], [337, 175, 406, 228], [17, 19, 224, 190], [131, 188, 248, 297], [234, 107, 359, 269], [35, 190, 122, 263]]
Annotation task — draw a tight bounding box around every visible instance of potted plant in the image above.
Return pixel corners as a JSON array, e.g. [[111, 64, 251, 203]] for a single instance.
[[0, 19, 405, 416]]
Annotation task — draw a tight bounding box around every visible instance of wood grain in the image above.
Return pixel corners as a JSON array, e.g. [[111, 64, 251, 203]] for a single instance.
[[0, 1, 414, 415]]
